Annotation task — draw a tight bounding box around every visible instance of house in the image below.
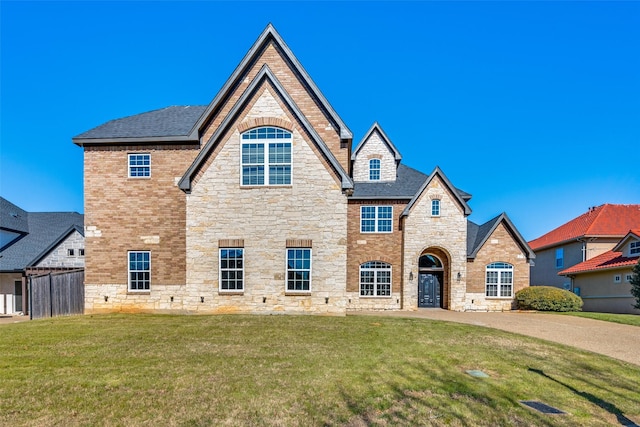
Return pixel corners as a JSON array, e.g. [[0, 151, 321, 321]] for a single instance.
[[72, 24, 534, 315], [528, 204, 640, 290], [559, 230, 640, 314], [0, 197, 85, 315]]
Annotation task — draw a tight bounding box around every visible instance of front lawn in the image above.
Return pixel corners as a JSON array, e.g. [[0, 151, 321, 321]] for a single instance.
[[1, 314, 639, 426], [555, 311, 640, 327]]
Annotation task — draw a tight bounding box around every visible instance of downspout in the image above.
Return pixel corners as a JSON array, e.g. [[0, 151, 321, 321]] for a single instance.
[[400, 214, 405, 310]]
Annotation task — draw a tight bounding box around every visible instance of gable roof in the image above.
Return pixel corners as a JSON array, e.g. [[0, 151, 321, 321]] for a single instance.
[[559, 249, 638, 276], [73, 106, 206, 145], [467, 213, 535, 260], [401, 166, 472, 217], [613, 229, 640, 252], [0, 198, 84, 272], [178, 65, 353, 192], [188, 23, 351, 143], [528, 204, 640, 251], [351, 122, 401, 162]]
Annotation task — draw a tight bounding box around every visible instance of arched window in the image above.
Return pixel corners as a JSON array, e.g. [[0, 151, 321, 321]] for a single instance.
[[360, 261, 391, 297], [241, 127, 292, 186], [431, 199, 440, 217], [419, 254, 443, 270], [485, 262, 513, 298], [369, 159, 381, 181]]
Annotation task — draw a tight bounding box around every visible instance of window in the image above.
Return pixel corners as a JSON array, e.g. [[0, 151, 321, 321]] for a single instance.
[[360, 206, 392, 233], [369, 159, 380, 181], [129, 153, 150, 177], [625, 274, 633, 283], [555, 248, 564, 269], [614, 274, 621, 284], [286, 248, 311, 292], [431, 199, 440, 217], [630, 241, 640, 255], [241, 127, 292, 186], [128, 251, 150, 291], [67, 249, 75, 257], [79, 248, 85, 256], [485, 262, 513, 298], [360, 261, 391, 297], [219, 248, 243, 291]]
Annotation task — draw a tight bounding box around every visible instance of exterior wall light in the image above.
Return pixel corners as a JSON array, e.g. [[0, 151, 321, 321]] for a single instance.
[[409, 272, 414, 281]]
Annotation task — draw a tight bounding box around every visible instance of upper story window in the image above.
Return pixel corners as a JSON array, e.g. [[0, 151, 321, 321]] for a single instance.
[[241, 127, 292, 186], [369, 159, 380, 181], [128, 251, 150, 291], [128, 153, 150, 178], [555, 248, 564, 269], [360, 261, 391, 297], [431, 199, 440, 217], [485, 262, 513, 298], [630, 241, 640, 255], [220, 248, 243, 292], [360, 206, 392, 233]]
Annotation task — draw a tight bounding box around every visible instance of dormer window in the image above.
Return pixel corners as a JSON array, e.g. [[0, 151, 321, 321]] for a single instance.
[[369, 159, 380, 181], [630, 241, 640, 255], [241, 127, 292, 186], [431, 199, 440, 217]]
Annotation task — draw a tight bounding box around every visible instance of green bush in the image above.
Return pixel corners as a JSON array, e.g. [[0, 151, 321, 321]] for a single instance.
[[516, 286, 583, 312]]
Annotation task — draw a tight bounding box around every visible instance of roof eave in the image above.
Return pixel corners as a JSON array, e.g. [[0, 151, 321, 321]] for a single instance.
[[73, 135, 199, 147]]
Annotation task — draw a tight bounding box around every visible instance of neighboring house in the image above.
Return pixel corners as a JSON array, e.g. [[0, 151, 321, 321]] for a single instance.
[[0, 197, 85, 315], [528, 204, 640, 290], [559, 230, 640, 314], [72, 24, 534, 315]]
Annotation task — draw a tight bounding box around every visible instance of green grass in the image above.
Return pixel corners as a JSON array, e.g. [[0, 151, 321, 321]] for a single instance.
[[554, 311, 640, 327], [1, 314, 639, 426]]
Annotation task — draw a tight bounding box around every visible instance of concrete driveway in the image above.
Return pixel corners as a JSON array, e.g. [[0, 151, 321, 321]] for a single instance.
[[355, 309, 640, 366]]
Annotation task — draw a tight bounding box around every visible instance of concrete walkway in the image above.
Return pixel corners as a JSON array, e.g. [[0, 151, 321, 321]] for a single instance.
[[355, 309, 640, 366]]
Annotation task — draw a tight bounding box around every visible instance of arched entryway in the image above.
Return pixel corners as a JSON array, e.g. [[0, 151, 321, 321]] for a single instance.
[[418, 248, 450, 309]]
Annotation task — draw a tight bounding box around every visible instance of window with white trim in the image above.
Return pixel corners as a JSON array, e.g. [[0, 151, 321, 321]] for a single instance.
[[219, 248, 243, 291], [555, 248, 564, 269], [241, 127, 292, 186], [360, 261, 391, 297], [369, 159, 380, 181], [614, 274, 622, 284], [485, 262, 513, 298], [360, 206, 392, 233], [431, 199, 440, 217], [630, 241, 640, 255], [129, 251, 150, 291], [625, 274, 633, 283], [128, 153, 150, 177], [286, 248, 311, 292]]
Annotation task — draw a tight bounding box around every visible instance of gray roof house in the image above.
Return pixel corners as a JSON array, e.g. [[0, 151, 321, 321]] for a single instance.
[[0, 197, 84, 314]]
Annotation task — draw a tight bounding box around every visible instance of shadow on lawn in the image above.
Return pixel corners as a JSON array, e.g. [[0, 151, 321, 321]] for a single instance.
[[528, 368, 639, 427]]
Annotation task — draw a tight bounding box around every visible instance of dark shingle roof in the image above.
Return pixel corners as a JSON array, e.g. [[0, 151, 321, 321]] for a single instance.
[[0, 198, 84, 272], [1, 198, 28, 235], [74, 106, 206, 140], [351, 164, 429, 199], [467, 213, 535, 260]]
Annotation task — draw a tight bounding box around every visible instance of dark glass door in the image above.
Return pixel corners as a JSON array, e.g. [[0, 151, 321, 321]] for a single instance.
[[418, 273, 441, 308]]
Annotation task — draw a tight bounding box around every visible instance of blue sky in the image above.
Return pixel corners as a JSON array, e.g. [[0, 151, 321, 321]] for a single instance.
[[1, 1, 638, 241]]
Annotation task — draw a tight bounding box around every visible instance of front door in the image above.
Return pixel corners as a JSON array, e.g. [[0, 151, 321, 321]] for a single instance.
[[418, 273, 441, 308]]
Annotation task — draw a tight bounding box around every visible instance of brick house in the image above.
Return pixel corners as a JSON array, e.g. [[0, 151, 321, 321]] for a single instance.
[[73, 25, 534, 315]]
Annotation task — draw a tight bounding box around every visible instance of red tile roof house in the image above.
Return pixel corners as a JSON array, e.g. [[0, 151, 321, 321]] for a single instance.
[[72, 25, 534, 315], [528, 204, 640, 314]]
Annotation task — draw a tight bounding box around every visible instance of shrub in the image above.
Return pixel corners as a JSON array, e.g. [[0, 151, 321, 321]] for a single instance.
[[516, 286, 583, 312]]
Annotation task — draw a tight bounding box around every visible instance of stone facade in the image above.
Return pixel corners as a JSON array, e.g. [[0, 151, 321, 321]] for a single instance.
[[402, 175, 469, 311], [352, 130, 397, 182], [35, 230, 85, 269]]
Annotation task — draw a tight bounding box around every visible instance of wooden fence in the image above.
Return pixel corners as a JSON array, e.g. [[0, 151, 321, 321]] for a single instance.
[[29, 270, 84, 319]]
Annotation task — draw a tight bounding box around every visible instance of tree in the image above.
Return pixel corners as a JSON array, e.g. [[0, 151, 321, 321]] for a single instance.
[[631, 258, 640, 310]]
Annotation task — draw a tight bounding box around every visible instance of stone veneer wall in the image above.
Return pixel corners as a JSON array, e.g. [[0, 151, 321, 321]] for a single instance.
[[465, 222, 530, 311], [346, 200, 406, 311], [184, 89, 348, 315], [352, 130, 397, 182], [35, 230, 85, 269], [402, 175, 468, 311]]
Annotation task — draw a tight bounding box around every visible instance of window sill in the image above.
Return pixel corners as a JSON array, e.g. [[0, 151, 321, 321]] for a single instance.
[[359, 296, 392, 299], [240, 185, 293, 189], [485, 297, 513, 300], [218, 291, 244, 296], [285, 292, 311, 296], [127, 291, 150, 295]]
